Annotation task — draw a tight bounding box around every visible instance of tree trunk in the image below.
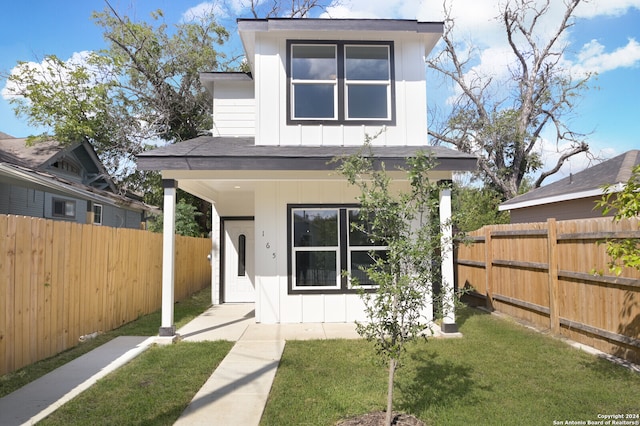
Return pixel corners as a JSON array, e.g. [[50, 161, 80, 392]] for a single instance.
[[385, 357, 397, 426]]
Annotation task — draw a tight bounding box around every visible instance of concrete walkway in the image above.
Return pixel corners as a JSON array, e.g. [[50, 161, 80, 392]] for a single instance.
[[0, 336, 155, 426], [173, 304, 360, 425], [0, 304, 361, 426]]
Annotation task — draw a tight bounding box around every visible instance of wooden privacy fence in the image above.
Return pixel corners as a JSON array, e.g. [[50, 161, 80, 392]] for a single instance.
[[456, 217, 640, 364], [0, 214, 212, 375]]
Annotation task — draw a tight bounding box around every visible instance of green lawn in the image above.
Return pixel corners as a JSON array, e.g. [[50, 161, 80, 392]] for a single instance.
[[39, 340, 233, 426], [0, 287, 214, 397], [261, 308, 640, 426], [3, 297, 639, 426]]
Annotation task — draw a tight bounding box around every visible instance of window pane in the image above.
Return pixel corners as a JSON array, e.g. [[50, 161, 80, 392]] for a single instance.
[[295, 251, 337, 286], [53, 200, 64, 216], [65, 202, 76, 217], [347, 84, 388, 119], [350, 250, 387, 286], [294, 209, 338, 247], [293, 84, 335, 119], [348, 210, 373, 246], [238, 234, 246, 277], [292, 45, 336, 80], [345, 46, 389, 81], [93, 205, 103, 224]]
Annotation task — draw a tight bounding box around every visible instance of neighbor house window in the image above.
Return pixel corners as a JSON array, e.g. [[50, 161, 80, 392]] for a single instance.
[[52, 198, 76, 218], [287, 41, 394, 124], [288, 205, 387, 293], [93, 204, 103, 225]]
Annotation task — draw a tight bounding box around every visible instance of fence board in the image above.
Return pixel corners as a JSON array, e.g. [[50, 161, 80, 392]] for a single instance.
[[456, 217, 640, 364], [0, 214, 211, 375]]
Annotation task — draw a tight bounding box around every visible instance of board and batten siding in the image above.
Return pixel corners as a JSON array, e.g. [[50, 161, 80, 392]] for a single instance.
[[252, 178, 435, 323], [234, 33, 430, 147]]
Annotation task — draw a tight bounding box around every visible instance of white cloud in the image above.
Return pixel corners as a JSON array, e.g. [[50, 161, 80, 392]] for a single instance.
[[575, 0, 640, 18], [1, 51, 97, 100], [572, 38, 640, 75], [182, 1, 234, 21]]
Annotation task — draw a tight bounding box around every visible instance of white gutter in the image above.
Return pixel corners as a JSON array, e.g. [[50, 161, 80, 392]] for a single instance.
[[0, 162, 144, 210], [498, 183, 625, 211]]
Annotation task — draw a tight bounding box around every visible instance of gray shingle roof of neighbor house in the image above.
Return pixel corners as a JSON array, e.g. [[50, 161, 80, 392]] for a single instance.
[[0, 133, 158, 212], [0, 135, 63, 169], [499, 149, 640, 211], [135, 136, 478, 172]]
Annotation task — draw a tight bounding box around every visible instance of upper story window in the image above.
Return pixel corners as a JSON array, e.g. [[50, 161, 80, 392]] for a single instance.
[[287, 41, 394, 125]]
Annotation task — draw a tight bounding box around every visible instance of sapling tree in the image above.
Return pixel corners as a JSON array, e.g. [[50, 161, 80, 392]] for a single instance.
[[595, 164, 640, 275], [336, 140, 453, 426]]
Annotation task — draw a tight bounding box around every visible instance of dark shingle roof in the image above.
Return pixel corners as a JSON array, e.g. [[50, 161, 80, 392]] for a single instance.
[[501, 150, 640, 209], [136, 136, 478, 172], [0, 136, 64, 169]]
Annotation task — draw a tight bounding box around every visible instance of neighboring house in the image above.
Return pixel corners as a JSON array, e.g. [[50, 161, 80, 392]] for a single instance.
[[500, 150, 640, 223], [137, 18, 477, 331], [0, 133, 155, 228]]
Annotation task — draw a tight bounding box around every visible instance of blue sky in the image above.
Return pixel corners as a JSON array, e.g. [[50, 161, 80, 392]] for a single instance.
[[1, 0, 639, 182]]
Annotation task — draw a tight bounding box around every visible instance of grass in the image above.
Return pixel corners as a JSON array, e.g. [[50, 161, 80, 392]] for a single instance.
[[3, 296, 639, 425], [39, 340, 233, 425], [261, 308, 640, 426], [0, 287, 214, 398]]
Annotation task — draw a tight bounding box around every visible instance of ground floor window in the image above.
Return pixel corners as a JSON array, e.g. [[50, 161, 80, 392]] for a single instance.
[[288, 204, 387, 294], [52, 198, 76, 219]]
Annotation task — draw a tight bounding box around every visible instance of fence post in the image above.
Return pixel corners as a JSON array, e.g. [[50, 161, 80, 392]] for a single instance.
[[547, 218, 560, 334], [484, 226, 494, 311]]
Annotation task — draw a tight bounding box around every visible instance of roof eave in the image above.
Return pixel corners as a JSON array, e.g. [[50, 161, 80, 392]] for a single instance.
[[498, 184, 624, 211]]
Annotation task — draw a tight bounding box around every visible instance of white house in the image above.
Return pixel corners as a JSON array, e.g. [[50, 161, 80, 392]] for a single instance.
[[136, 18, 477, 334]]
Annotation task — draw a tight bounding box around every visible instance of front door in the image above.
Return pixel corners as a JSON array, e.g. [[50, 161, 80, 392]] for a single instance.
[[223, 220, 255, 303]]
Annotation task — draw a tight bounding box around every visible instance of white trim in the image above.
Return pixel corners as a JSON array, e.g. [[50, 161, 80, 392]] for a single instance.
[[161, 184, 176, 332], [498, 184, 625, 211], [439, 187, 455, 327]]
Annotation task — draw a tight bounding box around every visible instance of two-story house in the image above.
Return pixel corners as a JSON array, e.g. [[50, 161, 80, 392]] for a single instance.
[[0, 133, 154, 228], [137, 18, 477, 333]]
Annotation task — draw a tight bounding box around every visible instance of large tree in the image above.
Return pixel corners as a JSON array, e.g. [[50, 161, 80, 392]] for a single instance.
[[5, 7, 228, 183], [3, 5, 229, 233], [428, 0, 591, 200]]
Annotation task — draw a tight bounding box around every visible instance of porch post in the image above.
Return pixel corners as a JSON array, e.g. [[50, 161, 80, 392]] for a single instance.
[[439, 181, 458, 333], [159, 179, 177, 336], [210, 203, 221, 306]]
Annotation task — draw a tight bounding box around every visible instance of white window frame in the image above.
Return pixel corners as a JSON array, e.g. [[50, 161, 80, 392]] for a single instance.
[[346, 208, 387, 289], [291, 207, 341, 291], [288, 205, 387, 294], [93, 203, 103, 225], [290, 44, 338, 121], [287, 41, 394, 124], [344, 44, 392, 121], [52, 198, 76, 219]]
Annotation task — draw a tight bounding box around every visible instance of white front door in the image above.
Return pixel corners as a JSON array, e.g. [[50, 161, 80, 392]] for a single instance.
[[224, 220, 255, 303]]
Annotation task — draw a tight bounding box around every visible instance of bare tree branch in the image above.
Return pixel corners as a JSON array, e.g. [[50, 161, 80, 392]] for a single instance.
[[427, 0, 591, 200]]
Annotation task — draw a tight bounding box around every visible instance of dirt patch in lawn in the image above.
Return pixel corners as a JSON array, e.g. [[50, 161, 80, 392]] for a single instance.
[[336, 411, 426, 426]]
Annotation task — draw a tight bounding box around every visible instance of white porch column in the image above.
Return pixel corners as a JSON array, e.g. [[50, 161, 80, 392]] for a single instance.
[[210, 203, 221, 306], [159, 179, 177, 336], [439, 182, 458, 333]]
